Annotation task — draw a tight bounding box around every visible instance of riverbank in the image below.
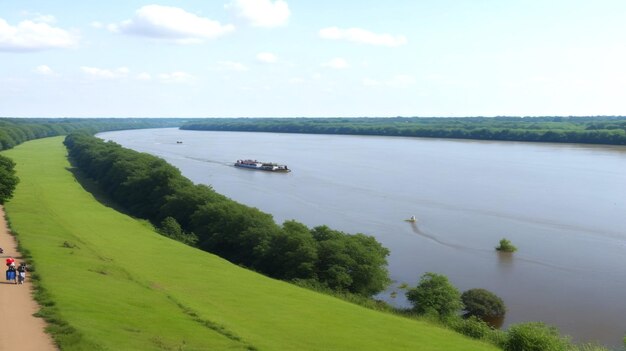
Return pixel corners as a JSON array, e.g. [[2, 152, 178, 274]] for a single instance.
[[2, 136, 499, 350], [0, 205, 57, 351]]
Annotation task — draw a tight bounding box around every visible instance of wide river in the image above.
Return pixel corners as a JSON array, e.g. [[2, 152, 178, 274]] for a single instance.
[[99, 128, 626, 347]]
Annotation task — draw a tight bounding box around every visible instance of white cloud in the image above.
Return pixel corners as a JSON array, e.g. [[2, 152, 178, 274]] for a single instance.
[[34, 65, 55, 76], [322, 57, 349, 69], [0, 18, 78, 52], [226, 0, 290, 27], [256, 52, 277, 63], [110, 5, 234, 44], [158, 71, 195, 83], [81, 66, 130, 79], [217, 60, 249, 71], [90, 21, 104, 29], [319, 27, 406, 47]]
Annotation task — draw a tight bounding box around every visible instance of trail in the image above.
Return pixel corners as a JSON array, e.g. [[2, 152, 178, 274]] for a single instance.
[[0, 205, 57, 351]]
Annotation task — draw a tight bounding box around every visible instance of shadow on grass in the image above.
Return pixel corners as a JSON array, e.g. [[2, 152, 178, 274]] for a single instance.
[[65, 163, 133, 219]]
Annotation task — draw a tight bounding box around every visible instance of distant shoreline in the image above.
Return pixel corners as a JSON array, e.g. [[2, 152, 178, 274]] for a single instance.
[[181, 116, 626, 146]]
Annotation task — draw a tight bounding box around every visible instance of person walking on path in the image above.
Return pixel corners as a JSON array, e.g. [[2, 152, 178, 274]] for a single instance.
[[0, 205, 57, 350], [17, 262, 27, 284], [6, 262, 17, 284]]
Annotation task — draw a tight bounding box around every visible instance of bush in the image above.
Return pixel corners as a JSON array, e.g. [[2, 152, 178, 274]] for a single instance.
[[505, 322, 569, 351], [450, 315, 493, 339], [461, 288, 506, 318], [496, 238, 517, 252], [406, 272, 463, 318]]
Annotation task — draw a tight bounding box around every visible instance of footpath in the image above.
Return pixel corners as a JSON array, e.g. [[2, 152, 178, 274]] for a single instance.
[[0, 205, 57, 351]]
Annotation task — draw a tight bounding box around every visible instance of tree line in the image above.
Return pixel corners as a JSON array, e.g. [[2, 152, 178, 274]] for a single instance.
[[181, 116, 626, 145], [0, 118, 184, 151], [63, 133, 391, 296]]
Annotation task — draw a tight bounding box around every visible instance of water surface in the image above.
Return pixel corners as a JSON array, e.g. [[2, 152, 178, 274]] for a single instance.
[[99, 128, 626, 347]]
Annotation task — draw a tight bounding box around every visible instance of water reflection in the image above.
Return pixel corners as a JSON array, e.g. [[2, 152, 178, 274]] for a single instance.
[[497, 251, 514, 271]]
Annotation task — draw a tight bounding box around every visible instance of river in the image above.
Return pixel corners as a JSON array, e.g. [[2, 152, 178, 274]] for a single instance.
[[98, 128, 626, 347]]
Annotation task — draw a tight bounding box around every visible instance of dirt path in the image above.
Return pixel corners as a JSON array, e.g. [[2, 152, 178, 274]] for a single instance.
[[0, 205, 57, 351]]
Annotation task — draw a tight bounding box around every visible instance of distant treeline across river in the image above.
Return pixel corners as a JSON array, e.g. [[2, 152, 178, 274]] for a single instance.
[[181, 116, 626, 145]]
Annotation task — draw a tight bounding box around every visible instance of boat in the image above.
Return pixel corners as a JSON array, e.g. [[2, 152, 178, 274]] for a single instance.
[[235, 159, 291, 172], [405, 215, 417, 222]]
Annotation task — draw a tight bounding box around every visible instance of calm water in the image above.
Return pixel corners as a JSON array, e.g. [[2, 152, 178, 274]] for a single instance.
[[99, 128, 626, 347]]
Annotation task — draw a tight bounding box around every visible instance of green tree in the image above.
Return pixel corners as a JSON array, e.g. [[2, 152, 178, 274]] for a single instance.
[[461, 288, 506, 318], [312, 226, 390, 296], [406, 272, 463, 317], [0, 155, 19, 204], [505, 322, 569, 351], [264, 220, 318, 280], [496, 238, 517, 252], [158, 216, 198, 246]]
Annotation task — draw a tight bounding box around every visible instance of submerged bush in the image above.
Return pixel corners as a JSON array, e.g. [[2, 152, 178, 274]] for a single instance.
[[495, 238, 517, 252], [461, 288, 506, 318]]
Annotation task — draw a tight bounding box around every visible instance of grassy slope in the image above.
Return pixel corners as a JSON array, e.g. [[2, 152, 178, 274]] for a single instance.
[[3, 137, 499, 351]]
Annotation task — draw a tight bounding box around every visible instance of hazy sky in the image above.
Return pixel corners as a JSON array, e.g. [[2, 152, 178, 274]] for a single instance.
[[2, 0, 626, 117]]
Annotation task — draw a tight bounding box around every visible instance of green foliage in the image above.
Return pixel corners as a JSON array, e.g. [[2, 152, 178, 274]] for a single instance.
[[496, 238, 517, 252], [406, 272, 463, 318], [180, 116, 626, 146], [65, 133, 391, 296], [312, 226, 390, 295], [449, 315, 494, 339], [571, 343, 610, 351], [504, 322, 570, 351], [158, 217, 198, 246], [461, 288, 506, 318], [0, 154, 19, 204]]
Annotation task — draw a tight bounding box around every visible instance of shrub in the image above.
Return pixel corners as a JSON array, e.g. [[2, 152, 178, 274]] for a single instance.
[[505, 322, 569, 351], [496, 238, 517, 252], [406, 272, 463, 318], [450, 315, 492, 339], [461, 288, 506, 318]]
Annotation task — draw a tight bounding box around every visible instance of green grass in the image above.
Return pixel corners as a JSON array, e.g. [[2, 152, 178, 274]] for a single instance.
[[3, 137, 499, 351]]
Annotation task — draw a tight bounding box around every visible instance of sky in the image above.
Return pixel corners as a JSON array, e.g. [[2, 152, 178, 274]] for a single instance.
[[2, 0, 626, 117]]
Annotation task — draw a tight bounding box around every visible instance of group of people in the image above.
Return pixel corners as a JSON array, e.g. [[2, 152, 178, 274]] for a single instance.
[[5, 257, 27, 285]]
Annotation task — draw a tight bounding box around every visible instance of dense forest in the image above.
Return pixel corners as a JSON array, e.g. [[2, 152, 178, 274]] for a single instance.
[[64, 133, 391, 296], [181, 116, 626, 145], [0, 118, 184, 151]]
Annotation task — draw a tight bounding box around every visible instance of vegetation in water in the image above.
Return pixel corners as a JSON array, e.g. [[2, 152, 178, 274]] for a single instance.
[[180, 116, 626, 146], [495, 238, 517, 252], [461, 288, 506, 318]]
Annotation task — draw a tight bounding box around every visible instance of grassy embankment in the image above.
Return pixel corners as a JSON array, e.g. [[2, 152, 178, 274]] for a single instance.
[[3, 137, 499, 351]]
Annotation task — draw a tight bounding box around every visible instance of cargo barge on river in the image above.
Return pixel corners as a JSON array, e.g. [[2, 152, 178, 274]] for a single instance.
[[235, 159, 291, 172]]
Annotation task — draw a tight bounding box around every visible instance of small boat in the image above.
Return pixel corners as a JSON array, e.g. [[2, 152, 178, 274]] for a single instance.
[[405, 216, 417, 222], [235, 159, 291, 172], [176, 141, 183, 144]]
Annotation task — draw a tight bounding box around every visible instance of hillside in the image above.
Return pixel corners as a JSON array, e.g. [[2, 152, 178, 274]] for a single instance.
[[3, 137, 499, 351]]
